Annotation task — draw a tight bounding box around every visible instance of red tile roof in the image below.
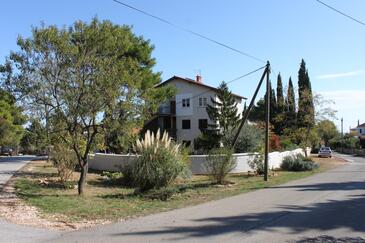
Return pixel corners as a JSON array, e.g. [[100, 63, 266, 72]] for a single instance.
[[157, 76, 246, 100]]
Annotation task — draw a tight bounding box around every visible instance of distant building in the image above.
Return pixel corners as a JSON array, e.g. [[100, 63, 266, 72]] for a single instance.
[[144, 75, 246, 150], [350, 122, 365, 139]]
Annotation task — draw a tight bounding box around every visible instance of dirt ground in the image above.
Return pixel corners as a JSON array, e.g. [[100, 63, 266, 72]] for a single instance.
[[0, 160, 109, 231]]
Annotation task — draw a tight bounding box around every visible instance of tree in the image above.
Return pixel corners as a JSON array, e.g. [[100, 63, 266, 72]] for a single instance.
[[276, 73, 285, 115], [270, 84, 277, 124], [1, 18, 174, 194], [20, 119, 48, 154], [313, 93, 337, 122], [249, 98, 265, 122], [297, 59, 315, 128], [273, 73, 286, 135], [286, 77, 296, 128], [223, 124, 263, 153], [206, 81, 240, 135], [316, 120, 339, 146], [0, 89, 25, 148]]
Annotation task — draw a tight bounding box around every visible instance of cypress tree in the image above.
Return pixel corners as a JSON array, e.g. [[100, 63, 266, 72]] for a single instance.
[[297, 59, 315, 128], [273, 73, 286, 135], [286, 77, 296, 128], [270, 84, 277, 124], [276, 73, 285, 114]]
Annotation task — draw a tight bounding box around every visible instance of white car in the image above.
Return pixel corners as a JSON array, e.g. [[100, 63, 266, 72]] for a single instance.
[[318, 147, 332, 158]]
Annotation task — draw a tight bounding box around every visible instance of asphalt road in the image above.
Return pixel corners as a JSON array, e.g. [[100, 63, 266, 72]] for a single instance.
[[51, 153, 365, 243], [0, 156, 60, 243], [1, 154, 365, 243]]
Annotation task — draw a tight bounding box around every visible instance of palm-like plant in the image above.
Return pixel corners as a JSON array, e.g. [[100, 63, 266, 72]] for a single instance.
[[129, 129, 188, 191]]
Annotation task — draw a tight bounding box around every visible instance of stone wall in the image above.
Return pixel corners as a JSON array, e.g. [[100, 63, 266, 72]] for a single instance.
[[88, 148, 309, 174]]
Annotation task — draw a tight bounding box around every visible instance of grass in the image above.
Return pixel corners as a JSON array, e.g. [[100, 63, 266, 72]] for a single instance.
[[12, 156, 344, 224]]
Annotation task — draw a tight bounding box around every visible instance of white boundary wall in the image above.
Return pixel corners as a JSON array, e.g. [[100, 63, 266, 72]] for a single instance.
[[88, 148, 310, 174]]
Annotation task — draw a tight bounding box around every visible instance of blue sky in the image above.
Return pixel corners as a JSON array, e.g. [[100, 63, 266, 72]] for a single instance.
[[1, 0, 364, 131]]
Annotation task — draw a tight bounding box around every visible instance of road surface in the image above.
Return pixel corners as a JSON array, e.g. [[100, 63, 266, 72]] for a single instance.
[[0, 156, 60, 243], [51, 153, 365, 242], [1, 154, 365, 242]]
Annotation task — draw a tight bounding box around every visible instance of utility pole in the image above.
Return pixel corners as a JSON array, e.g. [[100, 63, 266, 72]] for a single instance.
[[231, 61, 271, 182], [232, 62, 270, 148], [341, 117, 344, 153], [264, 62, 270, 181]]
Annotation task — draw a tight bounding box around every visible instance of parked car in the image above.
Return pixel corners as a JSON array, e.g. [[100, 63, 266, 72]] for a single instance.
[[318, 147, 332, 158], [0, 147, 13, 156]]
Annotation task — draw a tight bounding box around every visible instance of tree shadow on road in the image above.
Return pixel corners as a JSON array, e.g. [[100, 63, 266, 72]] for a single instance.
[[294, 235, 365, 243], [112, 181, 365, 240], [270, 181, 365, 191]]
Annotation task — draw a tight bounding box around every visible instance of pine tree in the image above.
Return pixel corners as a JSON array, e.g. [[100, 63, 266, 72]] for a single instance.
[[206, 81, 240, 134], [286, 77, 296, 128], [297, 59, 315, 128]]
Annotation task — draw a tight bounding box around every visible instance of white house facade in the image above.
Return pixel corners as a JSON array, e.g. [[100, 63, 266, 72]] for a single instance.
[[145, 75, 246, 150], [350, 122, 365, 139]]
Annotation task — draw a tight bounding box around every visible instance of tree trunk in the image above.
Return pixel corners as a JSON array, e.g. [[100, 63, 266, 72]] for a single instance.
[[78, 162, 88, 195]]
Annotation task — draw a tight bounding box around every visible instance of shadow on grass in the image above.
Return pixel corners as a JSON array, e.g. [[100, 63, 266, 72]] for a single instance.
[[13, 170, 58, 179], [98, 182, 215, 201]]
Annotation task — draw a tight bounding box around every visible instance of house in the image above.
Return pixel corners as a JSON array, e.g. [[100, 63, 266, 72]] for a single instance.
[[145, 75, 246, 150], [350, 122, 365, 139]]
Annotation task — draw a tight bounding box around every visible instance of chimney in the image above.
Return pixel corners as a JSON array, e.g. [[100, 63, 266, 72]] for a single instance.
[[358, 120, 360, 126], [196, 75, 202, 83]]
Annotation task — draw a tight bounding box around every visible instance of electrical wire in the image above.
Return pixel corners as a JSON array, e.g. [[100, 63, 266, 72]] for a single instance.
[[111, 0, 266, 63], [170, 65, 267, 107], [315, 0, 365, 27]]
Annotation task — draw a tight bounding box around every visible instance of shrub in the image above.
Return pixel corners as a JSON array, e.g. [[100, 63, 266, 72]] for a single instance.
[[222, 124, 263, 153], [205, 147, 236, 184], [248, 153, 265, 175], [281, 154, 319, 171], [50, 145, 77, 185], [280, 138, 299, 151], [194, 131, 221, 154], [128, 130, 189, 192], [269, 133, 281, 151], [101, 171, 123, 185]]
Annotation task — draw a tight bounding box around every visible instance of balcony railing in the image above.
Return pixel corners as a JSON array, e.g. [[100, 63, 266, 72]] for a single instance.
[[157, 101, 176, 115]]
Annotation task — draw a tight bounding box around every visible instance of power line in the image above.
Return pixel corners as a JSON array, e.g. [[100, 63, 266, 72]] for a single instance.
[[111, 0, 266, 63], [315, 0, 365, 27]]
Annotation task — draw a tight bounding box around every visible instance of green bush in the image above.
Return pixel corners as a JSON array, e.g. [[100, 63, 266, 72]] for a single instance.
[[127, 130, 189, 192], [280, 138, 299, 151], [223, 124, 263, 153], [205, 147, 236, 184], [281, 154, 319, 171], [247, 153, 265, 175], [50, 145, 77, 186], [101, 171, 124, 185]]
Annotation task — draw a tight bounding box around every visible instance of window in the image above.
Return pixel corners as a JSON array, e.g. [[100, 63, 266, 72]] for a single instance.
[[182, 140, 191, 148], [199, 119, 208, 130], [182, 98, 190, 108], [182, 119, 191, 129], [199, 97, 207, 107]]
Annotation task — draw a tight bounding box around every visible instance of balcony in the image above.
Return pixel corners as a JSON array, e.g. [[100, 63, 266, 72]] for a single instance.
[[157, 101, 176, 115]]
